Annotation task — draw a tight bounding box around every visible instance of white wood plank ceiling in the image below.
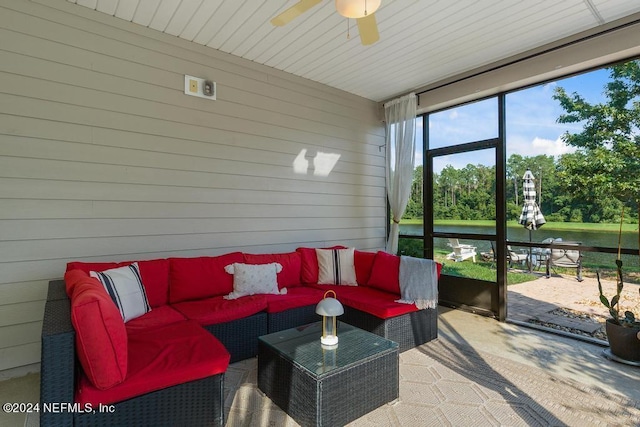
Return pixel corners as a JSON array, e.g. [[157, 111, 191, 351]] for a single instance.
[[67, 0, 640, 101]]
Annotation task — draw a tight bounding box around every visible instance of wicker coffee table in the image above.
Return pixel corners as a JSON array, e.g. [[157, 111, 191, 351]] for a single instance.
[[258, 322, 399, 427]]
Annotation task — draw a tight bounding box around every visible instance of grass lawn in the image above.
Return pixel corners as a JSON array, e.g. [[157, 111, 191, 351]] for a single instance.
[[398, 239, 537, 285], [399, 238, 639, 284], [433, 249, 534, 285]]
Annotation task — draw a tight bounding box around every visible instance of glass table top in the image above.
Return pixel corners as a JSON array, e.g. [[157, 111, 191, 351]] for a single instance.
[[259, 322, 398, 377]]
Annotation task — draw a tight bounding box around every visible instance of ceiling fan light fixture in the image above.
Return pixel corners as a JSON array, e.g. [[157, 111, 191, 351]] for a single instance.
[[335, 0, 381, 19]]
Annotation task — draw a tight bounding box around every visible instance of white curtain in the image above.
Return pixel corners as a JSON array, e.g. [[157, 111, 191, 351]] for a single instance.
[[384, 93, 416, 254]]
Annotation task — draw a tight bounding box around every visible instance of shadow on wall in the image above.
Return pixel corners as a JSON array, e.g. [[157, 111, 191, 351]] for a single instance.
[[293, 149, 341, 177]]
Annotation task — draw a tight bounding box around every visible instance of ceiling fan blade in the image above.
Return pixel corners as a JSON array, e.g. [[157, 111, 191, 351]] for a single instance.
[[271, 0, 323, 26], [356, 13, 379, 45]]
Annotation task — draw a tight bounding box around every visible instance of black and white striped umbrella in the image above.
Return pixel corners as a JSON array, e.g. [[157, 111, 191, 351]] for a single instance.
[[518, 169, 546, 230]]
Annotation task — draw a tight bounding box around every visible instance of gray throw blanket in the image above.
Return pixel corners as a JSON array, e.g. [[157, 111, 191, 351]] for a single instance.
[[396, 256, 438, 309]]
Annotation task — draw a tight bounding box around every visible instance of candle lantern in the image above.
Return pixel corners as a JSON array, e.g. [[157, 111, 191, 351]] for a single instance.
[[315, 290, 344, 347]]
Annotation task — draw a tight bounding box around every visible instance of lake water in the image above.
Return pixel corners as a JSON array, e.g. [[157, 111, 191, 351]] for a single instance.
[[400, 223, 639, 252]]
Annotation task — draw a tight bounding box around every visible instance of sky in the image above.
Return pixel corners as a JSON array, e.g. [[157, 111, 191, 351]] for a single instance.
[[418, 67, 611, 172]]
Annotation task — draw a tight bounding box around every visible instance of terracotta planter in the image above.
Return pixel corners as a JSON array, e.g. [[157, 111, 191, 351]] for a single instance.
[[606, 319, 640, 362]]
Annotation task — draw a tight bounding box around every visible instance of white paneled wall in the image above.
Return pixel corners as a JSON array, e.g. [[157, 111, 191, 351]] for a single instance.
[[0, 0, 385, 375]]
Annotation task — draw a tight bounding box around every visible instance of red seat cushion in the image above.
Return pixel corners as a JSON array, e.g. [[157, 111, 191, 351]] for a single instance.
[[243, 252, 302, 289], [296, 246, 346, 284], [125, 305, 186, 334], [338, 287, 421, 318], [76, 320, 229, 406], [66, 259, 170, 308], [308, 283, 365, 300], [169, 253, 244, 303], [354, 250, 376, 286], [367, 251, 401, 295], [172, 295, 267, 325], [263, 287, 325, 313], [70, 277, 128, 390]]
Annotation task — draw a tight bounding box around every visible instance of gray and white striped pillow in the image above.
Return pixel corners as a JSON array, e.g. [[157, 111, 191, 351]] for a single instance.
[[315, 248, 357, 286], [90, 262, 151, 322]]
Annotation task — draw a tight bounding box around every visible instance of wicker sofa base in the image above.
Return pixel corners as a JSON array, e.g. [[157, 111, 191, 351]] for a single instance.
[[267, 305, 321, 333], [204, 312, 267, 363], [73, 374, 224, 427], [40, 293, 75, 427], [341, 306, 437, 352], [268, 304, 438, 352]]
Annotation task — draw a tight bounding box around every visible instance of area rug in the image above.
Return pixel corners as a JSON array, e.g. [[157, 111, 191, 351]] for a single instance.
[[401, 338, 640, 426], [223, 337, 640, 426]]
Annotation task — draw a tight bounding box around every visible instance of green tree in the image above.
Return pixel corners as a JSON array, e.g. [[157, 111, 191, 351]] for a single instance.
[[402, 165, 423, 220], [553, 60, 640, 235], [431, 163, 496, 220]]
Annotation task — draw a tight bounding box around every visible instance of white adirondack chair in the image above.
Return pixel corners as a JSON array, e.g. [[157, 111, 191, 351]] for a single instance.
[[446, 239, 477, 263]]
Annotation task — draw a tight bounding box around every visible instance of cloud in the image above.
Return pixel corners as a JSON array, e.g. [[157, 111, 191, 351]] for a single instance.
[[419, 67, 608, 173], [507, 134, 576, 158], [530, 136, 576, 156]]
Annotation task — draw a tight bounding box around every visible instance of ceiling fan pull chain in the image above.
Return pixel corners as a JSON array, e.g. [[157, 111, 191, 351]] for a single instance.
[[365, 0, 368, 16], [347, 18, 350, 39]]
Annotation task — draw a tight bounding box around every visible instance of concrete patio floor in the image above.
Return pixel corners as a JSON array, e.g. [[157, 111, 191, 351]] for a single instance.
[[507, 271, 640, 341]]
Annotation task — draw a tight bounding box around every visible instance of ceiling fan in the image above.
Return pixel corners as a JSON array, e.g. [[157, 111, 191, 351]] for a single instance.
[[271, 0, 381, 46]]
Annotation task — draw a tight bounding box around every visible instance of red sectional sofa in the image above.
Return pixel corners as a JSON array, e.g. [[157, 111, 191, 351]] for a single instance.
[[40, 247, 440, 427]]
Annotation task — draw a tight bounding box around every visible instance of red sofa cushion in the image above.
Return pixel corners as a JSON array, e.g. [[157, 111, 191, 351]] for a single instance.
[[66, 259, 170, 308], [172, 295, 267, 325], [307, 283, 364, 299], [76, 320, 230, 406], [367, 251, 401, 294], [436, 262, 443, 277], [70, 278, 128, 390], [64, 269, 92, 297], [296, 246, 346, 284], [263, 287, 325, 313], [308, 284, 417, 317], [124, 305, 186, 334], [354, 250, 376, 286], [169, 253, 244, 303], [243, 252, 302, 288], [338, 286, 421, 318]]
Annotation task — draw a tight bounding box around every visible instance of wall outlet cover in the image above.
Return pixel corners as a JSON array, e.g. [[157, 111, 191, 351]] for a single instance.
[[184, 75, 216, 100]]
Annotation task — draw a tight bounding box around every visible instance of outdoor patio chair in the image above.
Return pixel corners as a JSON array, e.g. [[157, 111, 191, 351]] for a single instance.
[[446, 238, 477, 263], [546, 241, 583, 281], [507, 245, 529, 269], [480, 241, 496, 268], [531, 237, 554, 270]]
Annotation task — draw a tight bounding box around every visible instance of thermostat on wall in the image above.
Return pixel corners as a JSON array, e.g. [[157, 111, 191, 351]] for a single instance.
[[184, 75, 216, 100]]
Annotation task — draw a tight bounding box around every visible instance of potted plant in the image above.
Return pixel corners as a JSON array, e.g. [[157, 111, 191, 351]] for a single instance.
[[597, 207, 640, 363]]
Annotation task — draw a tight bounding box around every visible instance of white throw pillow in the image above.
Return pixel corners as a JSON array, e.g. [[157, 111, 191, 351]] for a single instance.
[[223, 262, 285, 300], [316, 247, 357, 285], [90, 262, 151, 322]]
